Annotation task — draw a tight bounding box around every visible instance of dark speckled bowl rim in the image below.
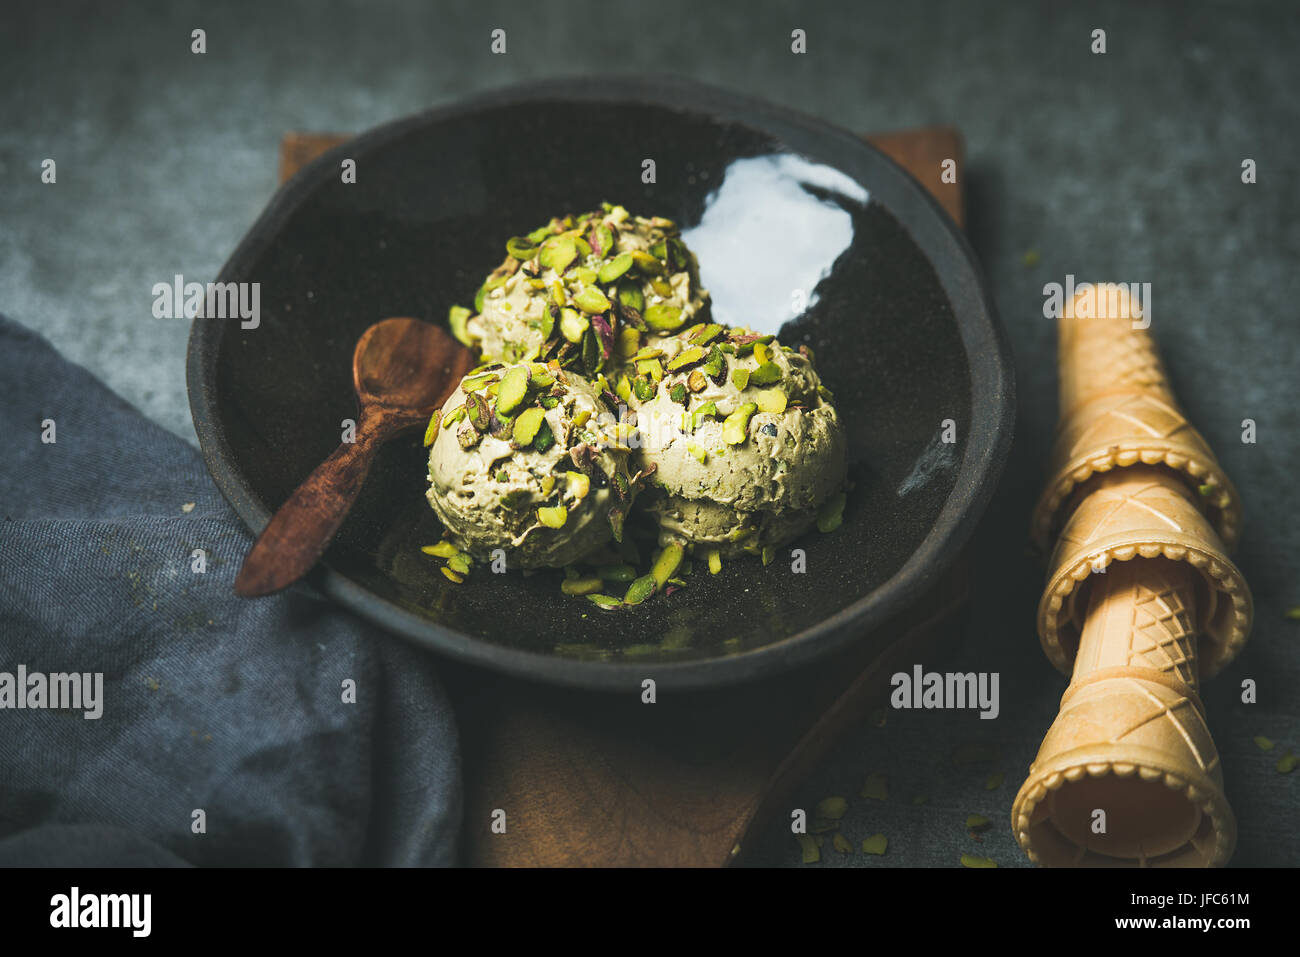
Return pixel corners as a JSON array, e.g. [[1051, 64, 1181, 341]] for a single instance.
[[187, 75, 1015, 692]]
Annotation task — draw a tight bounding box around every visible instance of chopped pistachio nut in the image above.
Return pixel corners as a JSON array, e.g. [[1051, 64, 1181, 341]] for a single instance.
[[687, 400, 716, 428], [448, 305, 473, 347], [561, 576, 603, 596], [961, 854, 997, 869], [643, 303, 684, 331], [832, 833, 853, 855], [630, 250, 662, 274], [730, 367, 750, 390], [588, 222, 613, 257], [984, 772, 1004, 791], [814, 796, 849, 821], [586, 593, 622, 610], [623, 574, 657, 605], [559, 307, 588, 344], [754, 388, 787, 414], [817, 492, 847, 533], [701, 347, 725, 380], [457, 424, 480, 449], [460, 372, 499, 392], [706, 548, 722, 575], [440, 566, 464, 584], [495, 366, 529, 414], [533, 420, 555, 452], [537, 505, 568, 529], [1278, 753, 1298, 774], [505, 235, 540, 260], [508, 406, 544, 447], [651, 543, 684, 588], [859, 773, 888, 801], [616, 326, 640, 362], [596, 563, 637, 583], [422, 411, 440, 447], [1254, 735, 1275, 751], [617, 280, 645, 312], [722, 403, 757, 445], [538, 235, 576, 273], [689, 323, 724, 345], [686, 442, 707, 464], [966, 814, 991, 832], [861, 834, 889, 856], [528, 362, 556, 388], [749, 361, 782, 386], [796, 833, 820, 864], [1284, 607, 1300, 620], [565, 470, 590, 500], [636, 357, 664, 381], [465, 393, 491, 431], [598, 252, 633, 283], [633, 376, 656, 401], [447, 552, 472, 575], [572, 286, 611, 314], [666, 346, 705, 371], [421, 542, 460, 558], [441, 405, 466, 429]]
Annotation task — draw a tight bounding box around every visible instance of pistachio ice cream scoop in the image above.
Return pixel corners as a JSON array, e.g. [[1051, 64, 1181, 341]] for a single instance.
[[426, 361, 636, 569], [619, 325, 847, 558], [454, 205, 711, 373]]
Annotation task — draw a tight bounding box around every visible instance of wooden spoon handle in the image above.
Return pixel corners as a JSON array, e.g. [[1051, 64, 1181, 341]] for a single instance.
[[234, 417, 387, 597]]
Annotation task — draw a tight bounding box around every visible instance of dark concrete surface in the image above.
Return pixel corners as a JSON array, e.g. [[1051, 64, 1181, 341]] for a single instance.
[[2, 0, 1296, 866]]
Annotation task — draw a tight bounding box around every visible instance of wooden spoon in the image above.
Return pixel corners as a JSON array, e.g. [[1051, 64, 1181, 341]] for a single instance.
[[234, 317, 475, 597]]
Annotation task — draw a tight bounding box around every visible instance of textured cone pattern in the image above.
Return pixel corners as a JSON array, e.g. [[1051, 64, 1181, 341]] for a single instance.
[[1017, 286, 1253, 868], [1014, 558, 1235, 866], [1031, 285, 1240, 551], [1039, 467, 1251, 680]]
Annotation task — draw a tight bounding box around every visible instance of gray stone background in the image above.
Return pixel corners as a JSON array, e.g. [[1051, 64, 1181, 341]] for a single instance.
[[2, 0, 1296, 867]]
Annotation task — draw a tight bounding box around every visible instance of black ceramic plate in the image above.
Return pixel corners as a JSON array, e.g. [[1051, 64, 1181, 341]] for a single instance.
[[187, 76, 1014, 691]]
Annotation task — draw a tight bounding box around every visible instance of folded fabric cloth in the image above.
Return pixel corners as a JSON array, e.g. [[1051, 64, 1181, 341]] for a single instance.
[[0, 315, 461, 866]]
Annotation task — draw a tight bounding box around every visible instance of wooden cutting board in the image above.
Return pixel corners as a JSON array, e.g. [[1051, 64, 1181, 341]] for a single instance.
[[279, 125, 969, 866]]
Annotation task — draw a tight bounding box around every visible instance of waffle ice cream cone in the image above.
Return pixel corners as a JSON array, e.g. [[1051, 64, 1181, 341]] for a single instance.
[[1014, 472, 1240, 865], [1030, 284, 1241, 551], [1038, 467, 1251, 680], [1015, 284, 1253, 867]]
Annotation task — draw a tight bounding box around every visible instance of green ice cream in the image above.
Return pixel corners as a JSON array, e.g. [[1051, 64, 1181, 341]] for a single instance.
[[426, 361, 636, 569], [458, 205, 711, 371], [620, 326, 846, 558]]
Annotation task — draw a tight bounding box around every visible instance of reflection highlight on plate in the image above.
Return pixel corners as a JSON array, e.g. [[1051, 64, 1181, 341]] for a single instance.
[[683, 154, 869, 333]]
